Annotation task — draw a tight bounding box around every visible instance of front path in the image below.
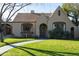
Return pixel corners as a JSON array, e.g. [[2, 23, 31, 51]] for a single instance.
[[0, 40, 43, 55]]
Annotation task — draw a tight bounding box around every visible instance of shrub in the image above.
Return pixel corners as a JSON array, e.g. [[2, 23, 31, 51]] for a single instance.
[[49, 28, 71, 39]]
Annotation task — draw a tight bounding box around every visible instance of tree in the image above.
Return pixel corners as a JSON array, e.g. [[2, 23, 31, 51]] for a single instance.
[[0, 3, 31, 42], [62, 3, 79, 26]]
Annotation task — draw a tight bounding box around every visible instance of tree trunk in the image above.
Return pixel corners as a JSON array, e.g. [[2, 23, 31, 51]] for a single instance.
[[0, 32, 3, 42], [0, 19, 4, 42]]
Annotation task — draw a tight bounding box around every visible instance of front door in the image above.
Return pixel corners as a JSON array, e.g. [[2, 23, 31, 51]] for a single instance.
[[39, 24, 47, 38]]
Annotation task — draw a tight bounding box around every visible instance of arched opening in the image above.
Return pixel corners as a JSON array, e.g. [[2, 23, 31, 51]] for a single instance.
[[1, 24, 12, 35], [51, 22, 66, 39], [5, 24, 12, 35], [71, 27, 74, 39], [39, 23, 47, 38]]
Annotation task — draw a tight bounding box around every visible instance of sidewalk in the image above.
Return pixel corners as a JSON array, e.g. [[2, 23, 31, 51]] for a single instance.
[[0, 40, 43, 55]]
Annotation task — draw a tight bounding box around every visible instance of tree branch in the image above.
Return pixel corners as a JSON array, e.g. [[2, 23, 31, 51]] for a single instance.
[[2, 3, 11, 14], [8, 3, 31, 21], [6, 3, 16, 22], [0, 3, 6, 19], [1, 3, 6, 13]]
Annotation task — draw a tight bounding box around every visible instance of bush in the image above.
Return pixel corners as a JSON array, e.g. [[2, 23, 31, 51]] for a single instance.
[[49, 28, 71, 39]]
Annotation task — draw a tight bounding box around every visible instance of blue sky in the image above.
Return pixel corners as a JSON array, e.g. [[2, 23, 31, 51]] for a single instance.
[[19, 3, 63, 13]]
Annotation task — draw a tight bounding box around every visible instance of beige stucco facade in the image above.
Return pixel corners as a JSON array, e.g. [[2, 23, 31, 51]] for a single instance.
[[7, 6, 79, 38]]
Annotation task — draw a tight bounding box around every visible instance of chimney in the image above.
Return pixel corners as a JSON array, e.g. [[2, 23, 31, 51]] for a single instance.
[[31, 10, 35, 13]]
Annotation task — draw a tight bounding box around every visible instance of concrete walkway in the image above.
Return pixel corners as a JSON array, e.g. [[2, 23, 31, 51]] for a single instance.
[[0, 40, 43, 55]]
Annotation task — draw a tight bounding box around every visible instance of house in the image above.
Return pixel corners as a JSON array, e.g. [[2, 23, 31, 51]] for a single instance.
[[3, 6, 79, 39]]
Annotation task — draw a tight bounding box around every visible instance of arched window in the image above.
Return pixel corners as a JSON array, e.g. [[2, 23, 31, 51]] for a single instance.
[[58, 10, 60, 16], [70, 27, 74, 39]]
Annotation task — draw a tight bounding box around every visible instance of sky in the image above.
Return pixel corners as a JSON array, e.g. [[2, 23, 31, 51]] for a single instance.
[[19, 3, 62, 13]]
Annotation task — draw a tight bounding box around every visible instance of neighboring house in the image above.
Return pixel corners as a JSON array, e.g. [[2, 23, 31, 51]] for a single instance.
[[2, 6, 79, 38]]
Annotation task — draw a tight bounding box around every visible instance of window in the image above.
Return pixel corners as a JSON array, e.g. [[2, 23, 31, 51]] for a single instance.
[[53, 22, 66, 31], [22, 23, 33, 32], [58, 10, 60, 16]]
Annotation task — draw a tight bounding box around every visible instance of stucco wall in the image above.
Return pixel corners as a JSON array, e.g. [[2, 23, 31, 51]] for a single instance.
[[48, 7, 74, 31], [35, 6, 79, 38], [30, 22, 36, 36], [7, 7, 79, 38], [74, 26, 79, 38], [35, 7, 76, 38], [9, 22, 36, 37], [48, 7, 79, 38], [10, 23, 22, 37], [36, 15, 48, 37]]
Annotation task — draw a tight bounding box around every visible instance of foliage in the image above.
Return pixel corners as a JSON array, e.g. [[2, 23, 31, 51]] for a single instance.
[[49, 28, 70, 39], [62, 3, 79, 26]]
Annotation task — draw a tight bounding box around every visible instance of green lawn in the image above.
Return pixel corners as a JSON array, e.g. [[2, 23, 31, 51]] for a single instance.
[[2, 39, 79, 56], [0, 38, 36, 47]]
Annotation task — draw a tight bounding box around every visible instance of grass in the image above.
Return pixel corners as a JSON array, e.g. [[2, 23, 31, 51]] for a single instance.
[[0, 38, 36, 47], [2, 39, 79, 56]]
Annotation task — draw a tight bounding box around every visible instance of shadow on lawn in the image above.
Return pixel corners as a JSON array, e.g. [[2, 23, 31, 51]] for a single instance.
[[1, 42, 79, 56], [1, 42, 36, 56], [17, 46, 79, 56]]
